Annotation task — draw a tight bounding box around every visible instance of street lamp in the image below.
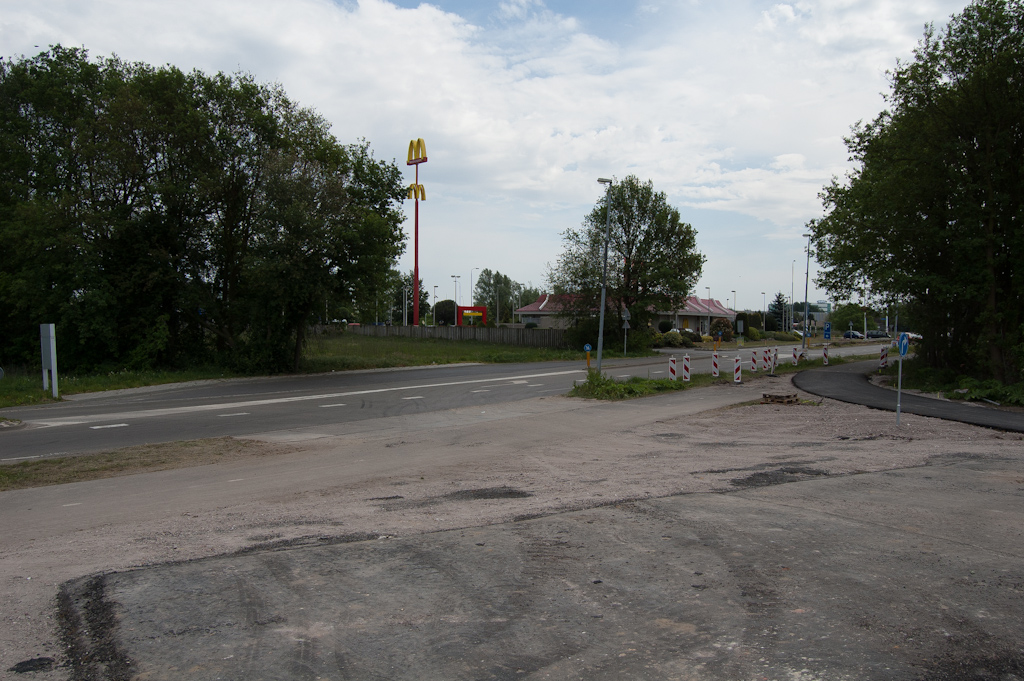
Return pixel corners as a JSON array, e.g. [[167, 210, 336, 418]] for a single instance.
[[705, 286, 711, 336], [802, 232, 812, 349], [732, 290, 737, 313], [470, 267, 479, 306], [761, 292, 766, 332], [790, 259, 795, 332], [433, 285, 438, 322], [451, 274, 460, 310], [595, 177, 614, 374]]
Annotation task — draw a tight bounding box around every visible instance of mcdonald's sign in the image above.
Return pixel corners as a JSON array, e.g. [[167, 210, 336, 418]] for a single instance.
[[407, 183, 426, 200], [407, 138, 427, 165]]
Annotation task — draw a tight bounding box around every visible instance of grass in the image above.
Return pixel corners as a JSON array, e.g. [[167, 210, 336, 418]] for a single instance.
[[879, 357, 1024, 406], [569, 353, 862, 400], [0, 438, 279, 491]]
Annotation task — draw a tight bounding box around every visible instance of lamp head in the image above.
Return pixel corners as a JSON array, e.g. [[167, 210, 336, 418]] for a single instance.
[[597, 178, 612, 185]]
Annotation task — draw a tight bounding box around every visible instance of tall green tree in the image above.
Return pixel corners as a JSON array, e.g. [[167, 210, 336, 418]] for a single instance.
[[768, 292, 788, 330], [0, 47, 405, 373], [809, 0, 1024, 382], [548, 175, 704, 339]]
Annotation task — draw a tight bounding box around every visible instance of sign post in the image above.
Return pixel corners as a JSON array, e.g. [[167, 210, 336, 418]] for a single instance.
[[40, 324, 58, 398], [897, 332, 910, 426], [824, 322, 831, 341], [584, 343, 592, 370]]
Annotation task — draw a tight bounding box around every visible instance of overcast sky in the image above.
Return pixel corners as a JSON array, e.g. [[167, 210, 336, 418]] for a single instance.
[[3, 0, 971, 311]]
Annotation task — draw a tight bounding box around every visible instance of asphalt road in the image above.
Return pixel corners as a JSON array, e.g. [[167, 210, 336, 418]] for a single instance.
[[0, 343, 875, 461], [794, 360, 1024, 433]]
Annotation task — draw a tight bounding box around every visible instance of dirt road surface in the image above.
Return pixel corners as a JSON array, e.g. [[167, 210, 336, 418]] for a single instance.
[[2, 372, 1022, 679]]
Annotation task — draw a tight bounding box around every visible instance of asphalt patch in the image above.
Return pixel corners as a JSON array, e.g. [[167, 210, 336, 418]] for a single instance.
[[442, 486, 532, 501], [729, 466, 830, 488], [7, 657, 56, 673]]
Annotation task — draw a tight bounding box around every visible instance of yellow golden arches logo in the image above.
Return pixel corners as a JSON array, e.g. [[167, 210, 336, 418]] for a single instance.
[[407, 183, 426, 200], [407, 138, 427, 165]]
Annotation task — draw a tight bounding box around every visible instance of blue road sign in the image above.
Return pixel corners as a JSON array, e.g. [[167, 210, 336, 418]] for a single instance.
[[898, 333, 910, 357], [824, 322, 831, 340], [584, 343, 592, 352]]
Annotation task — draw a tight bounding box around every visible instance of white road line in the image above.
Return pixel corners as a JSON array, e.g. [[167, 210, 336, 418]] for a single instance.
[[28, 367, 586, 428], [90, 423, 128, 429], [511, 380, 529, 384], [318, 403, 347, 408], [218, 412, 250, 417], [528, 384, 543, 387], [402, 396, 424, 400], [228, 479, 244, 482], [470, 390, 490, 393], [652, 371, 664, 374], [62, 503, 81, 507], [1, 455, 44, 462]]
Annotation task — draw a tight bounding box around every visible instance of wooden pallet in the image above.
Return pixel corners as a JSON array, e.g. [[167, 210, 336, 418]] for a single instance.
[[762, 393, 798, 405]]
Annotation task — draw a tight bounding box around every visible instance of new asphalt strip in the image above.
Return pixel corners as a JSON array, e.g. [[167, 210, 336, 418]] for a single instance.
[[52, 364, 1024, 680], [793, 360, 1024, 433]]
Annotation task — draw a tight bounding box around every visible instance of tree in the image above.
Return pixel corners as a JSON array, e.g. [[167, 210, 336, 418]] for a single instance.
[[808, 0, 1024, 382], [768, 292, 788, 330], [0, 47, 406, 373], [548, 175, 704, 342], [829, 303, 876, 335], [434, 299, 455, 326], [386, 270, 429, 325]]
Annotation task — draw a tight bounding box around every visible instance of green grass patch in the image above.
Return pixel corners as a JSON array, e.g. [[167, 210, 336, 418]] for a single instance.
[[879, 358, 1024, 406]]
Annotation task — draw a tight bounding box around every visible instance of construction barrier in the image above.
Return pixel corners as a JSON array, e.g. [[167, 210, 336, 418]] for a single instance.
[[669, 355, 677, 381], [880, 345, 888, 369], [762, 347, 769, 372], [682, 354, 691, 382], [823, 344, 829, 366], [712, 351, 719, 377], [793, 347, 799, 365], [751, 349, 758, 373], [734, 356, 742, 384]]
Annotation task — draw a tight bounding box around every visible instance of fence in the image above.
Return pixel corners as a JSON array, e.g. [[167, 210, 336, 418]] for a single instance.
[[346, 324, 567, 348]]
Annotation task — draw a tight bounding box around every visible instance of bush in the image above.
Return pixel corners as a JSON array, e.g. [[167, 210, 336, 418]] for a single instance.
[[745, 327, 762, 341], [524, 322, 538, 329], [709, 317, 734, 342], [656, 331, 693, 349], [658, 320, 673, 333], [680, 329, 702, 344]]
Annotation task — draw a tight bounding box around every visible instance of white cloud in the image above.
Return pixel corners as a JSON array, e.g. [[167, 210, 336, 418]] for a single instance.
[[0, 0, 971, 304]]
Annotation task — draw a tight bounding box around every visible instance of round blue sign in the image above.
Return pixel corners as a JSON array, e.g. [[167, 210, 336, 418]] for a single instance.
[[584, 344, 593, 352], [898, 333, 910, 357]]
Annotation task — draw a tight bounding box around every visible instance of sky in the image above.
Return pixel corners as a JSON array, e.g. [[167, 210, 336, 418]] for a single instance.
[[2, 0, 972, 312]]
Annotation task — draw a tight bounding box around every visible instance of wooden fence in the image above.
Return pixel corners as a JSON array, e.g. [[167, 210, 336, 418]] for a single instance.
[[347, 324, 567, 348]]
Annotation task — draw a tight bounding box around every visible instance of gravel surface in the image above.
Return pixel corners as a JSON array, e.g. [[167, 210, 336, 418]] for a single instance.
[[1, 373, 1022, 678]]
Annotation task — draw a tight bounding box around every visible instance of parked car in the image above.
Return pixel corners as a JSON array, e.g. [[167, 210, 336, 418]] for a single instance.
[[843, 330, 864, 339], [866, 330, 890, 339]]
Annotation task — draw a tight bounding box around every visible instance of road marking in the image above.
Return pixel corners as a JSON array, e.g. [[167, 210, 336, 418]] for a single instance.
[[218, 412, 250, 417], [528, 384, 543, 387], [1, 455, 44, 462], [652, 371, 664, 374], [402, 396, 424, 400], [617, 375, 631, 378], [228, 479, 244, 482], [90, 423, 128, 429], [511, 380, 529, 384], [27, 368, 586, 427], [470, 389, 490, 393], [62, 503, 81, 507], [319, 403, 347, 408]]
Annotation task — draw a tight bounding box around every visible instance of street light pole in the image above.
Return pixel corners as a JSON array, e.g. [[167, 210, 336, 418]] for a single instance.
[[595, 178, 613, 374], [705, 286, 711, 336], [802, 232, 812, 349], [433, 286, 438, 322], [470, 267, 479, 306], [451, 275, 460, 322], [406, 138, 427, 326], [761, 292, 766, 332], [731, 290, 736, 311], [790, 259, 795, 333]]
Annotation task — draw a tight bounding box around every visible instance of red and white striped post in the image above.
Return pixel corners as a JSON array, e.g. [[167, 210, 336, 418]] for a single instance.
[[712, 351, 719, 377], [669, 355, 677, 381], [879, 345, 888, 369], [682, 354, 691, 382], [823, 344, 829, 366], [792, 347, 799, 365], [762, 347, 769, 372], [751, 349, 758, 373], [733, 356, 742, 384], [772, 348, 778, 374]]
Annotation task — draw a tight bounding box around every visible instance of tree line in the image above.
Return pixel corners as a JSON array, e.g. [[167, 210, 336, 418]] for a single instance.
[[810, 0, 1024, 383], [0, 47, 406, 373]]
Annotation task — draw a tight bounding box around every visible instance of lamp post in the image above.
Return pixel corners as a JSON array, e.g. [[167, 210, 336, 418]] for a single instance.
[[761, 292, 766, 332], [705, 286, 711, 336], [595, 177, 613, 374], [451, 274, 460, 313], [802, 232, 812, 349], [790, 259, 795, 332], [470, 267, 479, 306], [406, 138, 427, 325], [433, 286, 438, 322]]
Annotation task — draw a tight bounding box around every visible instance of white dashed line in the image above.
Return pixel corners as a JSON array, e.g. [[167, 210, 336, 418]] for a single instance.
[[90, 423, 128, 429], [62, 503, 81, 507], [319, 403, 347, 408], [1, 455, 43, 462], [528, 384, 543, 387], [218, 412, 250, 417], [470, 390, 490, 393], [402, 396, 424, 400], [228, 479, 244, 483]]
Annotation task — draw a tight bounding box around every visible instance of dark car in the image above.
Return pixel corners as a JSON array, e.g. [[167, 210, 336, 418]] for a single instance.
[[843, 330, 864, 339], [866, 330, 890, 339]]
